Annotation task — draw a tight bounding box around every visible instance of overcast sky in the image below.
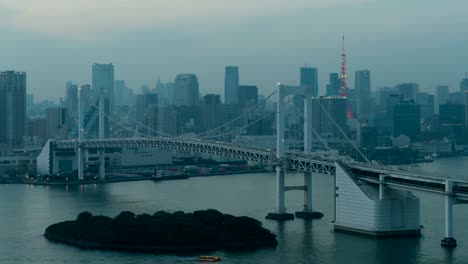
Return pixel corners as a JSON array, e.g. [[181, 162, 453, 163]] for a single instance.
[[0, 0, 467, 101]]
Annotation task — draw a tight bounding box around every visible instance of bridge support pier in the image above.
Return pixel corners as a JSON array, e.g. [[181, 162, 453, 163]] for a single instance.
[[379, 174, 386, 200], [295, 172, 324, 219], [266, 166, 294, 220], [99, 149, 105, 181], [441, 179, 457, 248], [77, 146, 84, 181]]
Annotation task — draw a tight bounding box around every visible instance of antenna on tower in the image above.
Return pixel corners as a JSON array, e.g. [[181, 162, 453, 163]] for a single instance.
[[342, 33, 345, 50]]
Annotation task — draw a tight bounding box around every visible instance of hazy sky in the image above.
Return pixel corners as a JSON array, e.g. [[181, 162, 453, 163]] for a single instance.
[[0, 0, 467, 101]]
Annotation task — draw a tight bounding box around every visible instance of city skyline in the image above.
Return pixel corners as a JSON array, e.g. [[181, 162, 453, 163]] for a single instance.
[[0, 0, 466, 101]]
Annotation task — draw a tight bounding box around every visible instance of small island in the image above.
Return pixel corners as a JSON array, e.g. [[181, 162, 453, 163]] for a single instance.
[[44, 209, 277, 253]]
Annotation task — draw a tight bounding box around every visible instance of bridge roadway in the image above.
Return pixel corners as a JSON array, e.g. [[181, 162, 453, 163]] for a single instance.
[[52, 137, 468, 198]]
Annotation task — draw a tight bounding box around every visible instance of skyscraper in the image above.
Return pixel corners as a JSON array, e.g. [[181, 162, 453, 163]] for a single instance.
[[435, 85, 449, 114], [224, 66, 239, 104], [114, 80, 126, 107], [355, 70, 371, 116], [460, 75, 468, 92], [393, 101, 420, 141], [311, 97, 347, 139], [92, 63, 114, 138], [136, 93, 158, 134], [92, 63, 115, 114], [326, 73, 340, 96], [396, 83, 419, 101], [45, 107, 69, 140], [0, 71, 26, 145], [238, 85, 258, 108], [174, 74, 199, 106], [64, 81, 78, 119], [300, 67, 318, 97]]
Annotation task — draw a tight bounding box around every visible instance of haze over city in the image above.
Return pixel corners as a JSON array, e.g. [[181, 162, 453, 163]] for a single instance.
[[0, 0, 466, 101], [2, 1, 468, 263]]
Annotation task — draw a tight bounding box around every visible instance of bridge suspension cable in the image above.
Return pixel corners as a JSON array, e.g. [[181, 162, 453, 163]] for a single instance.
[[86, 98, 173, 138], [315, 99, 371, 164], [194, 90, 278, 138], [200, 96, 294, 141], [291, 103, 332, 152]]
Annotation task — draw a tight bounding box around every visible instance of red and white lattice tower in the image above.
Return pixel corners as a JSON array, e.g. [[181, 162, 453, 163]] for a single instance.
[[339, 34, 352, 118]]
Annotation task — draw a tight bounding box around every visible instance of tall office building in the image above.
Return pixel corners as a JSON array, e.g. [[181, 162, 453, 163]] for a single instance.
[[64, 81, 78, 120], [203, 94, 221, 105], [92, 63, 114, 138], [439, 103, 465, 141], [300, 67, 318, 97], [45, 107, 69, 140], [396, 83, 419, 101], [393, 101, 420, 141], [460, 75, 468, 92], [174, 74, 199, 106], [238, 85, 258, 108], [114, 80, 126, 107], [355, 70, 371, 116], [92, 63, 114, 113], [465, 92, 468, 127], [326, 73, 340, 96], [155, 79, 174, 106], [435, 85, 449, 114], [311, 97, 347, 139], [0, 71, 26, 145], [136, 93, 158, 134], [224, 66, 239, 104]]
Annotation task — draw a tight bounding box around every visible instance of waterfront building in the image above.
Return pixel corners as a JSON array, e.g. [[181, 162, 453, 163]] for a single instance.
[[0, 71, 26, 145], [45, 107, 69, 140]]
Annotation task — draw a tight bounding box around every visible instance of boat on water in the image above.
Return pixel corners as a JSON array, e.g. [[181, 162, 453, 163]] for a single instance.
[[197, 256, 221, 262]]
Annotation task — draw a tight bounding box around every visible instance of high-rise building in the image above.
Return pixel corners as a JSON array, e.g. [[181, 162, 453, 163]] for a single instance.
[[355, 70, 371, 116], [136, 93, 158, 134], [416, 92, 434, 120], [155, 80, 174, 106], [92, 63, 114, 113], [64, 81, 78, 120], [300, 67, 318, 97], [203, 94, 221, 105], [174, 74, 199, 106], [393, 101, 420, 141], [396, 83, 419, 101], [45, 107, 69, 140], [326, 73, 340, 96], [439, 103, 465, 141], [238, 85, 258, 108], [464, 91, 468, 127], [311, 97, 347, 139], [224, 66, 239, 104], [0, 71, 26, 145], [435, 85, 449, 114], [439, 104, 465, 125], [114, 80, 126, 107], [460, 75, 468, 92]]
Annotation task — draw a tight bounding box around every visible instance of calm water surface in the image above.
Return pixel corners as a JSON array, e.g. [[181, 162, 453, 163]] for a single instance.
[[1, 157, 468, 263]]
